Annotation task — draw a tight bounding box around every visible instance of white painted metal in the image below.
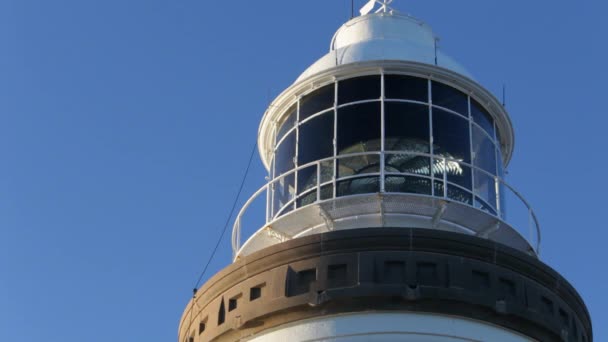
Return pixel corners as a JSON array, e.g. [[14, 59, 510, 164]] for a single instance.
[[245, 312, 535, 342], [359, 0, 376, 15], [296, 12, 471, 83], [360, 0, 395, 15]]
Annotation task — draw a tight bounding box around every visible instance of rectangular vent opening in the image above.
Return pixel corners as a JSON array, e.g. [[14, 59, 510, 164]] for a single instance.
[[228, 298, 238, 312], [250, 283, 265, 301], [498, 277, 516, 298], [541, 296, 554, 315], [287, 267, 317, 297]]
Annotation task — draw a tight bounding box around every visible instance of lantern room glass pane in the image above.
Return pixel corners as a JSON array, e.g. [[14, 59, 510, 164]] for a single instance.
[[275, 131, 296, 175], [338, 154, 380, 178], [298, 111, 334, 166], [385, 102, 430, 152], [337, 176, 380, 196], [497, 146, 505, 178], [297, 164, 317, 195], [296, 191, 317, 208], [276, 103, 297, 142], [385, 153, 431, 176], [337, 102, 381, 154], [474, 170, 497, 212], [472, 126, 497, 175], [385, 176, 432, 195], [432, 81, 468, 116], [471, 98, 495, 137], [338, 75, 381, 105], [433, 157, 472, 197], [299, 84, 334, 122], [273, 172, 295, 218], [385, 75, 428, 102], [432, 108, 471, 164]]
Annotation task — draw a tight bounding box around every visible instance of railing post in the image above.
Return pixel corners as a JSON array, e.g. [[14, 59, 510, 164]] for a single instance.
[[265, 184, 270, 223], [316, 161, 321, 202], [528, 208, 533, 252], [270, 182, 275, 220], [380, 151, 386, 193], [233, 217, 240, 259], [443, 158, 448, 198], [495, 176, 501, 218]]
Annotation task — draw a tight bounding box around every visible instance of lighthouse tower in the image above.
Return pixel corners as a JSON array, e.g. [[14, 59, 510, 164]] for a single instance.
[[179, 2, 592, 341]]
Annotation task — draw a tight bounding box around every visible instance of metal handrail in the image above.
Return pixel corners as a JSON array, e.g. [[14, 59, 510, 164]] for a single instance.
[[232, 151, 541, 258]]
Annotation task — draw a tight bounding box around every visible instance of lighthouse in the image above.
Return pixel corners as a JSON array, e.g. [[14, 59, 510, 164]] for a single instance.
[[179, 2, 592, 341]]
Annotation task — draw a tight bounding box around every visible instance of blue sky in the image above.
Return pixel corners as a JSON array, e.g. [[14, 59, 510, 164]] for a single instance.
[[0, 1, 605, 341]]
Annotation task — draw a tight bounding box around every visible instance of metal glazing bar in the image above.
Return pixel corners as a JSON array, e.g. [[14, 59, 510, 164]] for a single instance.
[[383, 98, 428, 106], [431, 104, 469, 119], [298, 107, 334, 125], [336, 98, 381, 109], [428, 79, 434, 196], [380, 72, 386, 193], [333, 79, 338, 199], [468, 95, 476, 202], [293, 96, 300, 213]]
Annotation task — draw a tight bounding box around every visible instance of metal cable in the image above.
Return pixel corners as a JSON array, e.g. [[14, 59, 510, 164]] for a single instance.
[[193, 140, 258, 294]]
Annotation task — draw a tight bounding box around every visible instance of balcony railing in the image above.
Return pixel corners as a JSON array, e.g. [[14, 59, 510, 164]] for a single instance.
[[232, 152, 540, 259]]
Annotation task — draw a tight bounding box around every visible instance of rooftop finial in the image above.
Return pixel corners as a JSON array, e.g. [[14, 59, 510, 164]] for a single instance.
[[359, 0, 396, 16]]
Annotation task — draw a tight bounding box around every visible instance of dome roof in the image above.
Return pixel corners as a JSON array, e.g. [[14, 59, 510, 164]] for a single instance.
[[295, 12, 472, 83]]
